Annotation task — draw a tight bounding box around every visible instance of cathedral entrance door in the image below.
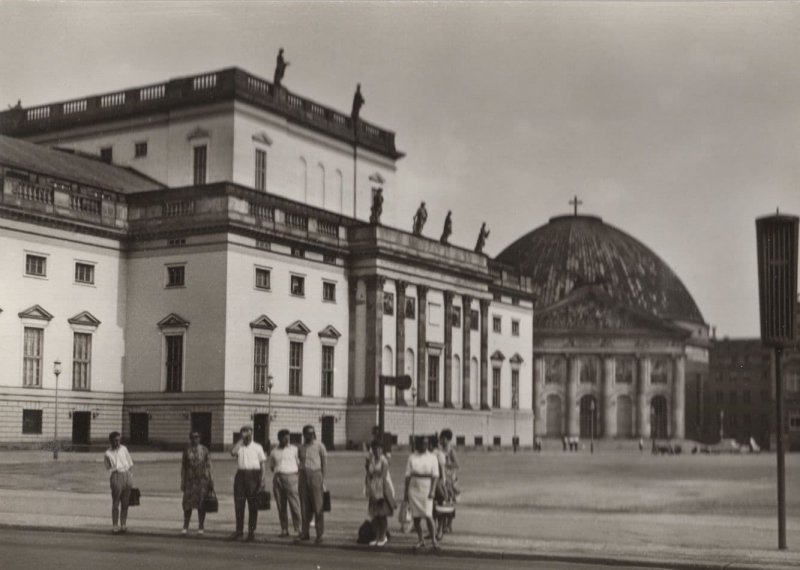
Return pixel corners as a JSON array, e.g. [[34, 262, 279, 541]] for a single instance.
[[579, 395, 598, 438], [545, 394, 562, 436], [651, 396, 668, 439]]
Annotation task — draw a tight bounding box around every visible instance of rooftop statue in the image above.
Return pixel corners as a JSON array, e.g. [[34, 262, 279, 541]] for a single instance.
[[440, 210, 452, 245], [369, 187, 383, 225], [412, 201, 427, 235], [475, 222, 490, 253], [351, 83, 365, 122], [274, 48, 289, 88]]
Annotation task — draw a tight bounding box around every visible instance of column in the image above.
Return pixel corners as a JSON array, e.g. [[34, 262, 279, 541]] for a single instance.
[[566, 355, 579, 437], [347, 279, 359, 405], [479, 299, 490, 410], [394, 280, 407, 406], [364, 275, 385, 403], [461, 295, 472, 409], [602, 356, 616, 439], [533, 355, 545, 437], [416, 285, 428, 407], [672, 354, 686, 440], [443, 291, 454, 408], [636, 355, 650, 438]]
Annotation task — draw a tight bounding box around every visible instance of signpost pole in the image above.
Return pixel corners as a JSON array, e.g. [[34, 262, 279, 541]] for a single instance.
[[775, 347, 786, 550]]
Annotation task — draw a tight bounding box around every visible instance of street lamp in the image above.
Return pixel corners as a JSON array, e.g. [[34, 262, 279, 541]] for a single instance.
[[52, 359, 62, 460], [411, 386, 417, 446], [512, 391, 519, 454], [266, 375, 274, 453], [589, 398, 596, 454]]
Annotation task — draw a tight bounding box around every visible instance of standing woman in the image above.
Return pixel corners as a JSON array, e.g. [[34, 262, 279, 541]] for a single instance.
[[181, 431, 213, 536], [366, 439, 395, 546], [404, 435, 439, 551]]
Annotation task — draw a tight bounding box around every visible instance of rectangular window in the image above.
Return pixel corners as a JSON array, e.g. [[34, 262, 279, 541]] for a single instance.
[[383, 292, 395, 315], [255, 267, 271, 291], [470, 309, 479, 331], [165, 335, 183, 392], [255, 149, 267, 191], [323, 281, 336, 302], [166, 265, 185, 288], [193, 145, 207, 185], [75, 262, 95, 284], [789, 412, 800, 432], [72, 333, 92, 390], [291, 247, 305, 258], [253, 337, 270, 393], [321, 345, 334, 397], [23, 327, 43, 387], [452, 306, 461, 328], [134, 142, 148, 158], [22, 409, 43, 434], [289, 342, 303, 395], [100, 146, 113, 163], [323, 254, 336, 265], [405, 297, 416, 320], [492, 367, 501, 408], [511, 369, 519, 409], [492, 316, 501, 333], [427, 354, 440, 403], [512, 320, 520, 337], [290, 275, 305, 297], [25, 254, 47, 277]]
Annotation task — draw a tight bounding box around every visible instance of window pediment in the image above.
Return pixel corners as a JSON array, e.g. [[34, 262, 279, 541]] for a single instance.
[[158, 313, 190, 329], [186, 127, 210, 141], [18, 305, 53, 321], [68, 310, 101, 327], [491, 350, 506, 362], [510, 353, 524, 367], [286, 320, 310, 341], [252, 132, 273, 146], [318, 325, 341, 339], [250, 315, 277, 331]]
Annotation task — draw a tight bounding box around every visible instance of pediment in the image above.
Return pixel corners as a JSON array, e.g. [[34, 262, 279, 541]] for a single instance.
[[490, 350, 506, 361], [318, 325, 341, 339], [285, 320, 311, 336], [186, 127, 210, 141], [157, 313, 190, 329], [252, 131, 273, 146], [18, 305, 53, 321], [535, 286, 685, 335], [250, 315, 277, 331], [68, 311, 101, 327], [509, 353, 524, 365]]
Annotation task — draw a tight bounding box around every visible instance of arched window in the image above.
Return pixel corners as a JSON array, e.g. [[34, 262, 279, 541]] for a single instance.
[[579, 394, 598, 438]]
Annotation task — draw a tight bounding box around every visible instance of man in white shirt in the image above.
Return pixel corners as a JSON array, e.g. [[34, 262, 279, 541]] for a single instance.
[[230, 425, 267, 541], [104, 431, 134, 534], [269, 429, 301, 537]]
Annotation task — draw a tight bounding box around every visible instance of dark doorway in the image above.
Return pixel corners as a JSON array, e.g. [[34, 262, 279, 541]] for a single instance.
[[191, 412, 212, 448], [321, 416, 335, 451], [129, 413, 149, 445], [579, 395, 598, 439], [71, 411, 91, 445], [651, 396, 668, 439], [254, 413, 270, 451]]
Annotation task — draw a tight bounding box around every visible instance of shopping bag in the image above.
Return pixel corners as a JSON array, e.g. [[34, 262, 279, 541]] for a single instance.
[[256, 490, 271, 511], [322, 490, 331, 512], [129, 487, 141, 507], [202, 489, 219, 513], [398, 500, 411, 533]]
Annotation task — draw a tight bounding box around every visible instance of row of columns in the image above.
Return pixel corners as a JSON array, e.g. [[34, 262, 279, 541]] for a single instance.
[[363, 275, 492, 410], [533, 354, 686, 439]]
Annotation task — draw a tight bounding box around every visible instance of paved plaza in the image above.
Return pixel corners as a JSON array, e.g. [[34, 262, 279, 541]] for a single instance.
[[0, 448, 797, 568]]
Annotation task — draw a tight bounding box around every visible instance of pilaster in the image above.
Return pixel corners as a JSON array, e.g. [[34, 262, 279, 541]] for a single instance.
[[443, 290, 454, 408], [533, 355, 545, 437], [672, 354, 686, 439], [566, 355, 579, 437], [416, 285, 428, 407], [637, 355, 651, 438], [364, 275, 385, 404], [395, 280, 407, 406], [479, 299, 490, 410], [602, 356, 616, 439], [461, 295, 472, 409]]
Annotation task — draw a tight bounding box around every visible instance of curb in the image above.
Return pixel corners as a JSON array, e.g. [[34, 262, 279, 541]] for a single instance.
[[1, 523, 794, 570]]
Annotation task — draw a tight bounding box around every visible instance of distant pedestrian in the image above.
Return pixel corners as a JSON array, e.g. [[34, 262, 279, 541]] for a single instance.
[[104, 431, 134, 534], [269, 429, 301, 538], [365, 439, 395, 546], [404, 435, 439, 551], [230, 426, 267, 541], [180, 431, 212, 536], [298, 425, 327, 543]]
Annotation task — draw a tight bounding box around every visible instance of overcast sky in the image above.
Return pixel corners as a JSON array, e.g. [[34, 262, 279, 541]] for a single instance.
[[1, 1, 798, 337]]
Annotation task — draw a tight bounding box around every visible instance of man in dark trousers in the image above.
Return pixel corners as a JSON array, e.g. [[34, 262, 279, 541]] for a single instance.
[[297, 424, 327, 543], [230, 425, 267, 541]]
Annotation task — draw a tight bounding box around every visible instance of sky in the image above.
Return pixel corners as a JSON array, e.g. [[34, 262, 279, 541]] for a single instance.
[[1, 1, 798, 337]]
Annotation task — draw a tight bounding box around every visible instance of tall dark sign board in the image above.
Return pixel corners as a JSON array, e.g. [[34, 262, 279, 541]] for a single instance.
[[755, 213, 798, 551]]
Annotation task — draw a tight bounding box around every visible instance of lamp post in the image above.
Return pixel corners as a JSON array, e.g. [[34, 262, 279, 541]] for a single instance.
[[512, 391, 519, 454], [266, 375, 274, 453], [411, 386, 417, 446], [589, 398, 596, 454], [52, 359, 62, 460]]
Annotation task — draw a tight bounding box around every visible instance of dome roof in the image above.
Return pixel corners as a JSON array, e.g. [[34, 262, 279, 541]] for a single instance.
[[496, 214, 705, 324]]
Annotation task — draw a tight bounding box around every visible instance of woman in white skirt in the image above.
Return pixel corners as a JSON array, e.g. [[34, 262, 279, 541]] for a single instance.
[[404, 435, 439, 550]]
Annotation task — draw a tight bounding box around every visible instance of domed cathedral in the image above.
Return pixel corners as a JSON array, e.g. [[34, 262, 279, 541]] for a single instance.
[[497, 211, 710, 443]]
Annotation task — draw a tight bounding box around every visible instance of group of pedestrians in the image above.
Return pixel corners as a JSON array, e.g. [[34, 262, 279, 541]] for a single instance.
[[102, 424, 460, 551]]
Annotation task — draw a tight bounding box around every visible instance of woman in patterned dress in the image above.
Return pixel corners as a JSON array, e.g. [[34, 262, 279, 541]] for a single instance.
[[181, 431, 213, 535]]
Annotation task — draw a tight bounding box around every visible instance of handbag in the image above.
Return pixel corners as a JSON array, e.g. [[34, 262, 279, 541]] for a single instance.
[[128, 487, 141, 507], [322, 490, 331, 512], [202, 489, 219, 513], [398, 500, 411, 533], [256, 490, 271, 511]]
